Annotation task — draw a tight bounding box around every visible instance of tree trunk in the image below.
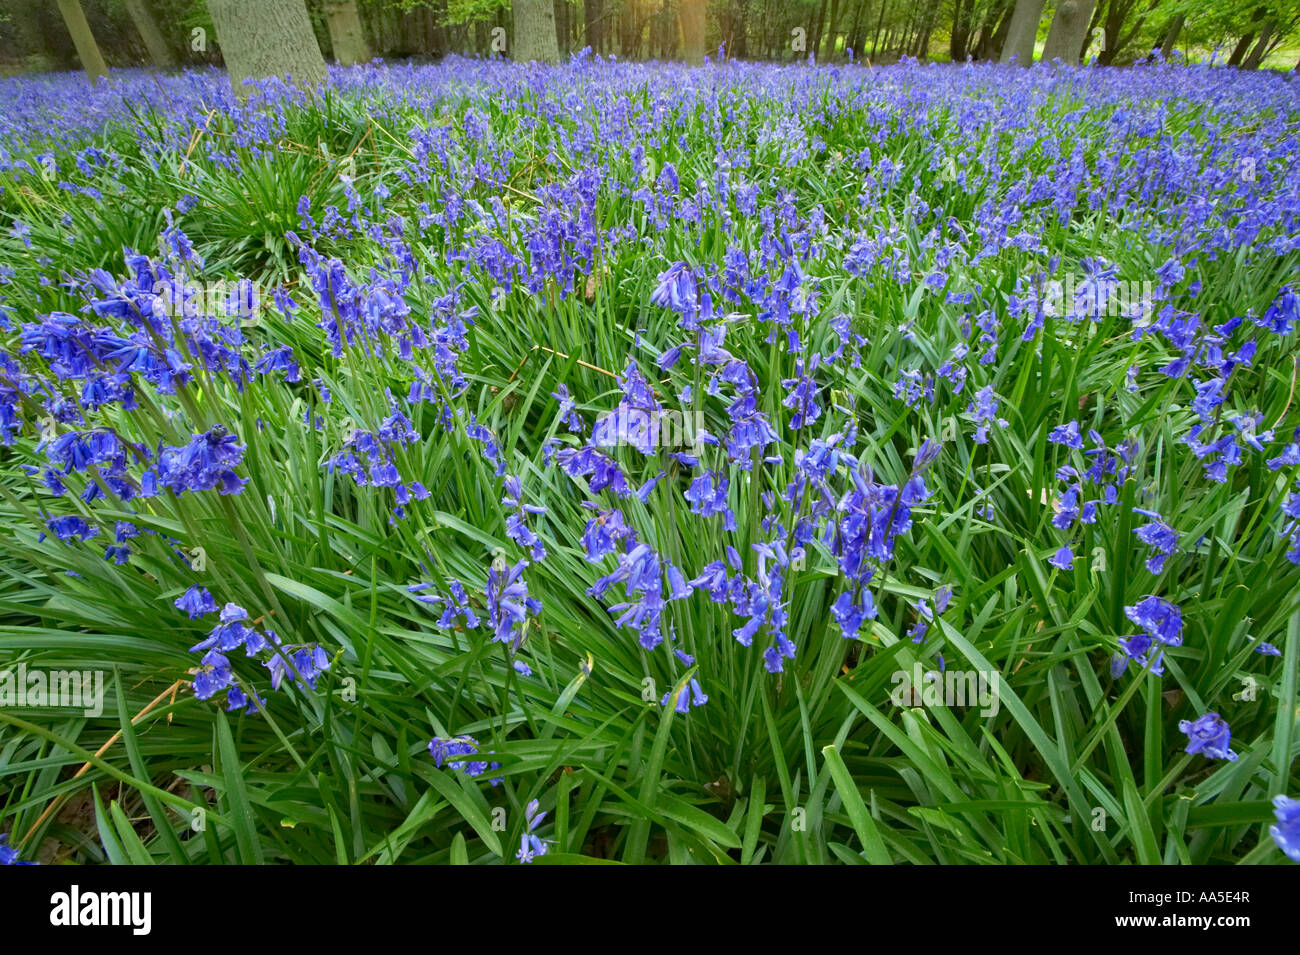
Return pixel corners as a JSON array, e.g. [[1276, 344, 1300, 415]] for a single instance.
[[1001, 0, 1045, 64], [822, 0, 841, 59], [1041, 0, 1096, 64], [1226, 32, 1255, 66], [950, 0, 971, 60], [911, 1, 929, 57], [619, 2, 634, 56], [846, 0, 867, 57], [1159, 13, 1183, 57], [681, 0, 706, 62], [513, 0, 560, 62], [56, 0, 109, 82], [968, 0, 1002, 58], [1078, 0, 1106, 63], [557, 0, 571, 57], [731, 0, 748, 57], [1227, 6, 1265, 67], [324, 0, 370, 65], [976, 0, 1016, 59], [123, 0, 176, 68], [809, 0, 828, 59], [584, 0, 602, 52], [871, 0, 888, 58], [207, 0, 326, 96], [1242, 21, 1275, 69]]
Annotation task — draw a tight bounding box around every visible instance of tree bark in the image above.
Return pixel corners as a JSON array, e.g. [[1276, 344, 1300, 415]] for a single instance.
[[207, 0, 326, 97], [1098, 0, 1153, 65], [950, 0, 972, 60], [584, 0, 603, 52], [557, 0, 572, 57], [123, 0, 176, 68], [730, 0, 748, 57], [1227, 6, 1265, 66], [871, 0, 888, 58], [809, 0, 828, 59], [822, 0, 841, 59], [1226, 32, 1255, 66], [324, 0, 370, 65], [846, 0, 867, 57], [56, 0, 108, 81], [1001, 0, 1045, 64], [1041, 0, 1096, 64], [976, 0, 1016, 59], [1159, 13, 1183, 57], [681, 0, 706, 62], [1242, 21, 1275, 69], [1078, 0, 1106, 62], [513, 0, 560, 62]]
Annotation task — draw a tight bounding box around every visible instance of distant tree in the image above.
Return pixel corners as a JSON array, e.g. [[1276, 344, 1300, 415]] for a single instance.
[[55, 0, 109, 81], [1158, 12, 1186, 57], [584, 0, 604, 52], [1001, 0, 1046, 64], [681, 0, 706, 62], [822, 0, 842, 60], [1091, 0, 1159, 65], [324, 0, 371, 64], [513, 0, 560, 60], [207, 0, 327, 98], [950, 0, 974, 60], [1042, 0, 1097, 63], [124, 0, 177, 68]]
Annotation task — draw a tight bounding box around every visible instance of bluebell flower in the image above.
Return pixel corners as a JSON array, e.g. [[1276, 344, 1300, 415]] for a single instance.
[[684, 470, 735, 529], [487, 559, 542, 650], [1133, 509, 1178, 573], [502, 474, 547, 560], [661, 677, 708, 714], [1271, 796, 1300, 862], [0, 832, 36, 865], [174, 585, 217, 619], [1048, 421, 1083, 450], [193, 650, 234, 700], [155, 426, 247, 496], [429, 735, 501, 782], [45, 515, 98, 541], [550, 383, 585, 432], [1113, 595, 1183, 677], [967, 385, 1009, 444], [1178, 712, 1238, 761], [517, 799, 548, 863]]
